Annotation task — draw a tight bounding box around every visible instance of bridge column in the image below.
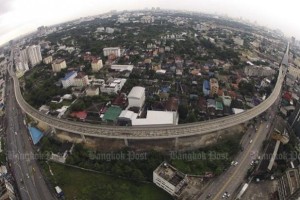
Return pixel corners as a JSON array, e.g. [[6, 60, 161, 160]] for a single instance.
[[81, 134, 86, 142], [175, 137, 179, 149], [124, 138, 128, 146], [51, 127, 56, 134]]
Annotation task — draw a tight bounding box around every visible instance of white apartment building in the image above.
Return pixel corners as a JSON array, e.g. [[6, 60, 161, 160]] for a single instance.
[[61, 71, 77, 88], [73, 72, 89, 87], [85, 86, 99, 96], [106, 27, 114, 34], [96, 27, 105, 32], [141, 16, 155, 23], [27, 45, 42, 66], [20, 48, 29, 64], [91, 59, 103, 72], [100, 78, 126, 94], [52, 59, 67, 72], [103, 47, 121, 57], [15, 60, 29, 72], [43, 56, 53, 64], [91, 78, 105, 87], [127, 86, 145, 108], [153, 162, 188, 197]]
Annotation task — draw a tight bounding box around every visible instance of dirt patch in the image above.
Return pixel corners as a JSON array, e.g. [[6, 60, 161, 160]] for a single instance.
[[242, 180, 278, 200]]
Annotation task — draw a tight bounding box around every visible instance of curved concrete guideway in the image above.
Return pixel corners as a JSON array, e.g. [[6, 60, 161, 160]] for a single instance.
[[9, 44, 289, 139]]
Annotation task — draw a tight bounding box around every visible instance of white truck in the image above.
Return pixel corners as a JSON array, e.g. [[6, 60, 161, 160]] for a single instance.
[[55, 186, 64, 198], [236, 183, 249, 200]]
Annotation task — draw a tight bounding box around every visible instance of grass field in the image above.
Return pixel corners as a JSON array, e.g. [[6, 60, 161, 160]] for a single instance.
[[45, 162, 173, 200]]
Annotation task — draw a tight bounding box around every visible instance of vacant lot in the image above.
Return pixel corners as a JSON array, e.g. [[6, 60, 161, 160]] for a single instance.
[[44, 162, 173, 200]]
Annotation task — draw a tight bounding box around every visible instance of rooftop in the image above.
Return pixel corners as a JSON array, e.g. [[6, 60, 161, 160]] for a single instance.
[[132, 110, 177, 126], [92, 59, 101, 64], [28, 126, 44, 145], [103, 106, 122, 122], [154, 162, 186, 187], [53, 59, 65, 64], [62, 71, 77, 81], [70, 111, 87, 120], [75, 72, 86, 79], [103, 47, 120, 50], [118, 110, 138, 120], [128, 86, 145, 99]]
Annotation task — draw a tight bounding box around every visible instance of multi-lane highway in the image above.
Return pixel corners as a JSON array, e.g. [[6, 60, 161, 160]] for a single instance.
[[199, 102, 279, 200], [8, 49, 287, 140], [5, 52, 54, 200], [198, 44, 289, 200]]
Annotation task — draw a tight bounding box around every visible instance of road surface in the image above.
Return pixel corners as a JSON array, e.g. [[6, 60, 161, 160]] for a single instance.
[[5, 51, 54, 200]]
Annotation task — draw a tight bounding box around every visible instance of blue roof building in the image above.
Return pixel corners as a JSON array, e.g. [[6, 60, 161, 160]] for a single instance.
[[63, 71, 77, 80], [203, 80, 210, 96], [61, 71, 77, 88], [28, 126, 44, 145]]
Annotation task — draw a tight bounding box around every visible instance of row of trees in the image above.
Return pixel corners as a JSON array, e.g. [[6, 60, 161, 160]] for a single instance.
[[36, 132, 242, 182]]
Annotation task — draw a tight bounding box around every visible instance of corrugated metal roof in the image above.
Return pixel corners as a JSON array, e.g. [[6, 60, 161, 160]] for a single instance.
[[62, 71, 77, 80]]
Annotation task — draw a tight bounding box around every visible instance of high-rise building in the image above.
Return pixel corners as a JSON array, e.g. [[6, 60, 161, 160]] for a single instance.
[[43, 56, 53, 64], [91, 59, 103, 72], [103, 47, 121, 57], [51, 59, 66, 72], [73, 72, 89, 87], [61, 71, 77, 88], [27, 45, 42, 66], [20, 48, 29, 64], [15, 59, 29, 72]]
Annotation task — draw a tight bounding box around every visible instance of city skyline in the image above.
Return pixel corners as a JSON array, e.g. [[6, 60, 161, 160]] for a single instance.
[[0, 0, 299, 45]]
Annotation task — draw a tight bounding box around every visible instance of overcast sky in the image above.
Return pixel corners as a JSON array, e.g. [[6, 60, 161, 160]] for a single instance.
[[0, 0, 299, 45]]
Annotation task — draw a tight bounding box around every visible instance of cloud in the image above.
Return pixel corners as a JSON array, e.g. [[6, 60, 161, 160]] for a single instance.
[[0, 0, 12, 15]]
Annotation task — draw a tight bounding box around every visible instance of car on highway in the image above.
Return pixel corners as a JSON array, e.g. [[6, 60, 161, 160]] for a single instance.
[[249, 140, 253, 144], [15, 131, 17, 135], [222, 191, 230, 198]]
